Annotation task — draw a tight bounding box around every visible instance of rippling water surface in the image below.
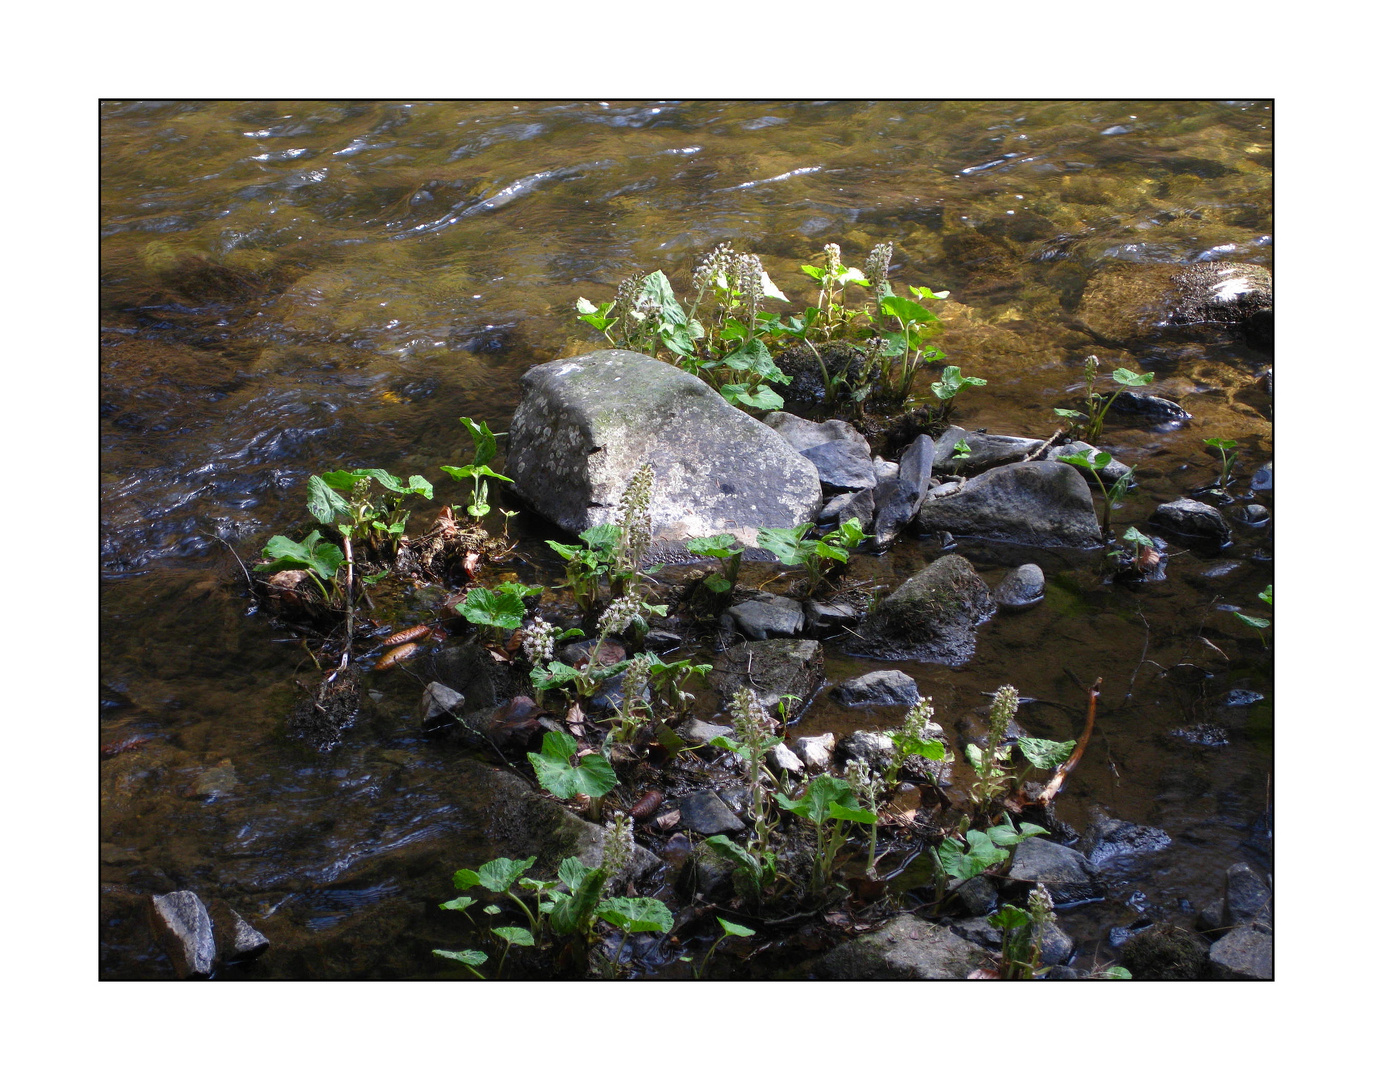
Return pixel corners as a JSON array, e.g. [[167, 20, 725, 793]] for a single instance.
[[100, 100, 1273, 978]]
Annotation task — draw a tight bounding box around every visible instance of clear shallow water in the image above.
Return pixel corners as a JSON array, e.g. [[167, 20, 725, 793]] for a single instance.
[[100, 100, 1272, 978]]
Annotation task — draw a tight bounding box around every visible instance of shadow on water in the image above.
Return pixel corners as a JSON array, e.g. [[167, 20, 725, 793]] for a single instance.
[[100, 100, 1272, 978]]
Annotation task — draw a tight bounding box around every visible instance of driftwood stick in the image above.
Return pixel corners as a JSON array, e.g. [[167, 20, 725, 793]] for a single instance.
[[1037, 677, 1101, 806]]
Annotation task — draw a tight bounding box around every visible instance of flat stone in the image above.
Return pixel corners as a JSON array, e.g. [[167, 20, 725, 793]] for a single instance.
[[1209, 924, 1273, 980], [1084, 815, 1172, 865], [803, 599, 861, 635], [1006, 838, 1103, 906], [1149, 497, 1232, 547], [762, 412, 871, 455], [677, 718, 734, 746], [919, 461, 1103, 549], [812, 914, 988, 979], [505, 351, 822, 546], [678, 789, 746, 836], [725, 596, 805, 640], [931, 427, 1044, 474], [800, 439, 876, 492], [831, 670, 921, 708], [149, 891, 217, 978]]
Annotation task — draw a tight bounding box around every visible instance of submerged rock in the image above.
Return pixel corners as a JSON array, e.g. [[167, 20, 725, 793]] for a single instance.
[[918, 461, 1102, 548], [1005, 838, 1103, 906], [992, 563, 1046, 610], [710, 638, 824, 717], [1084, 814, 1172, 865], [860, 554, 997, 663], [931, 427, 1043, 475], [505, 350, 822, 545], [831, 670, 922, 708], [872, 434, 934, 549], [1148, 497, 1232, 548]]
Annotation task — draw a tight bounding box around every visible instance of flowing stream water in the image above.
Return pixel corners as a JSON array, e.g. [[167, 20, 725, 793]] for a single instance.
[[99, 100, 1273, 978]]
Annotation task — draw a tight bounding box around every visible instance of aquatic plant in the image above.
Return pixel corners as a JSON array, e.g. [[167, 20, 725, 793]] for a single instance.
[[1058, 448, 1134, 539], [989, 882, 1056, 979], [1232, 583, 1272, 646], [1204, 436, 1238, 490], [930, 365, 988, 422], [965, 684, 1020, 819], [440, 417, 511, 522], [756, 517, 867, 594], [1056, 355, 1155, 442], [691, 917, 756, 979], [685, 532, 746, 598], [931, 815, 1047, 906], [775, 773, 877, 897], [309, 468, 434, 557], [255, 529, 345, 602], [882, 698, 951, 791]]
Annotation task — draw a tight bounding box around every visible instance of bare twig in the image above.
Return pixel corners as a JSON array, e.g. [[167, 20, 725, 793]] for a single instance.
[[1037, 677, 1101, 806]]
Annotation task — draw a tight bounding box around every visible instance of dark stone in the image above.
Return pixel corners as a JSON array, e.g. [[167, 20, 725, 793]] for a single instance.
[[724, 596, 805, 640], [676, 840, 737, 902], [505, 350, 822, 545], [1223, 862, 1272, 927], [1149, 497, 1232, 548], [800, 440, 876, 492], [818, 488, 875, 530], [678, 790, 746, 836], [420, 681, 466, 732], [952, 876, 999, 917], [931, 427, 1043, 475], [831, 669, 921, 707], [1106, 391, 1192, 425], [1084, 815, 1173, 865], [812, 915, 987, 979], [919, 461, 1102, 548], [149, 891, 217, 978], [1233, 503, 1270, 526], [710, 638, 824, 717], [992, 564, 1045, 610], [835, 730, 896, 773], [803, 599, 861, 635], [860, 554, 997, 663], [1005, 838, 1103, 906], [762, 411, 871, 455], [429, 638, 527, 710]]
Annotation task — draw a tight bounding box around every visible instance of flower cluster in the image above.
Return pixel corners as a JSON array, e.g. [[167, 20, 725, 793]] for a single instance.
[[988, 684, 1020, 748], [614, 463, 654, 575], [602, 811, 634, 882], [521, 615, 557, 666], [864, 241, 893, 295], [597, 592, 652, 637]]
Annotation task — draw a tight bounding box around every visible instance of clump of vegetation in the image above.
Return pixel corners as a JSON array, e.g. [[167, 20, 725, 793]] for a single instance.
[[756, 517, 867, 595], [1058, 448, 1134, 540], [441, 417, 510, 522], [1055, 354, 1155, 442]]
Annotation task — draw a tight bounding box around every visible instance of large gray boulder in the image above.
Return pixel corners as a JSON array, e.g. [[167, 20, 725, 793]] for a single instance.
[[811, 914, 988, 979], [505, 351, 822, 545], [918, 461, 1102, 548]]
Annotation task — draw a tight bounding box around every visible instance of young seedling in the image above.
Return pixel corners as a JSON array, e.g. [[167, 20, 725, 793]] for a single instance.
[[757, 517, 867, 594], [775, 774, 877, 897], [1058, 449, 1133, 539], [1204, 437, 1239, 490], [930, 365, 988, 422], [1232, 584, 1272, 647], [1072, 356, 1155, 443], [691, 917, 756, 979], [441, 417, 511, 522], [685, 533, 746, 597]]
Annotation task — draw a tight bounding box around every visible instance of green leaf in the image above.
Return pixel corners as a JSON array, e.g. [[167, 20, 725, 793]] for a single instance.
[[638, 270, 688, 325], [988, 904, 1032, 931], [716, 917, 756, 938], [440, 895, 476, 912], [1111, 367, 1155, 387], [1233, 612, 1271, 629], [756, 523, 812, 566], [776, 775, 859, 826], [1100, 965, 1133, 980], [759, 268, 789, 302], [557, 856, 592, 892], [1259, 584, 1273, 606], [527, 732, 618, 799], [1018, 736, 1076, 770], [433, 948, 487, 965], [1204, 437, 1238, 451], [800, 264, 826, 282], [894, 732, 948, 762], [576, 297, 616, 332], [595, 896, 674, 934], [530, 661, 582, 691], [475, 856, 539, 893], [491, 926, 536, 947], [685, 534, 743, 560], [457, 587, 527, 631], [579, 523, 623, 551], [306, 475, 351, 524], [1120, 526, 1154, 548], [255, 531, 345, 581], [482, 903, 502, 915], [495, 581, 543, 601], [550, 865, 608, 937], [881, 294, 936, 325], [1054, 408, 1088, 420], [459, 417, 503, 469], [721, 384, 786, 411]]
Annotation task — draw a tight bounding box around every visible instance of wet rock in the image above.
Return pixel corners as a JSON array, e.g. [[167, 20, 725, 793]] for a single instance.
[[1209, 923, 1273, 980], [871, 435, 935, 549], [835, 730, 896, 773], [931, 427, 1044, 475], [1224, 862, 1272, 927], [1250, 461, 1273, 491], [800, 439, 876, 492], [1148, 497, 1232, 548], [677, 718, 734, 746], [812, 914, 988, 979], [208, 900, 269, 964], [1084, 814, 1172, 865], [803, 599, 862, 635], [676, 840, 738, 902], [918, 461, 1102, 548], [505, 351, 822, 546], [1171, 722, 1229, 746], [992, 564, 1046, 610], [191, 759, 237, 798], [861, 554, 997, 663], [710, 638, 824, 717], [1120, 924, 1210, 980], [678, 790, 746, 836], [794, 733, 835, 771], [1005, 838, 1103, 906], [1233, 503, 1270, 526], [420, 681, 466, 732], [762, 411, 871, 455], [724, 596, 805, 640], [429, 637, 528, 710], [831, 670, 922, 708], [1221, 689, 1264, 708], [1170, 262, 1273, 346], [149, 891, 217, 978], [767, 741, 805, 775], [817, 488, 875, 531], [952, 875, 999, 917], [1046, 440, 1134, 486], [1106, 390, 1192, 425]]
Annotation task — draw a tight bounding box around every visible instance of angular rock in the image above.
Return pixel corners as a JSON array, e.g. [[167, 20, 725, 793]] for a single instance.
[[505, 351, 822, 546], [812, 914, 988, 979], [1223, 862, 1272, 927], [831, 670, 922, 708], [992, 563, 1046, 610], [208, 900, 270, 963], [421, 681, 466, 732], [1006, 838, 1103, 906], [1149, 497, 1232, 547], [762, 412, 871, 455], [1084, 815, 1172, 865], [677, 718, 734, 746], [919, 461, 1102, 548], [817, 488, 875, 530], [860, 554, 997, 663], [835, 730, 896, 773], [724, 596, 805, 640], [149, 891, 217, 978], [766, 741, 805, 775], [800, 439, 876, 492], [872, 457, 899, 484], [1209, 923, 1273, 980], [429, 638, 528, 710], [794, 733, 835, 772], [803, 599, 861, 635], [899, 719, 953, 786], [710, 638, 824, 717], [678, 789, 746, 836]]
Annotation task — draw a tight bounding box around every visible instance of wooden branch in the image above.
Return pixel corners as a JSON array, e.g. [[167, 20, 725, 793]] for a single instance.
[[1037, 677, 1101, 806]]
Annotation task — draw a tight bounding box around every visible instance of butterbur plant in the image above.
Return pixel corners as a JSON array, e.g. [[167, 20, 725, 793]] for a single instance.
[[1204, 437, 1238, 490], [930, 365, 988, 421], [456, 581, 541, 643], [884, 698, 950, 790], [685, 533, 746, 598], [1057, 355, 1155, 442], [757, 517, 867, 594], [775, 774, 877, 897], [441, 417, 511, 521], [1232, 583, 1272, 646], [1059, 449, 1134, 539], [966, 685, 1020, 819]]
